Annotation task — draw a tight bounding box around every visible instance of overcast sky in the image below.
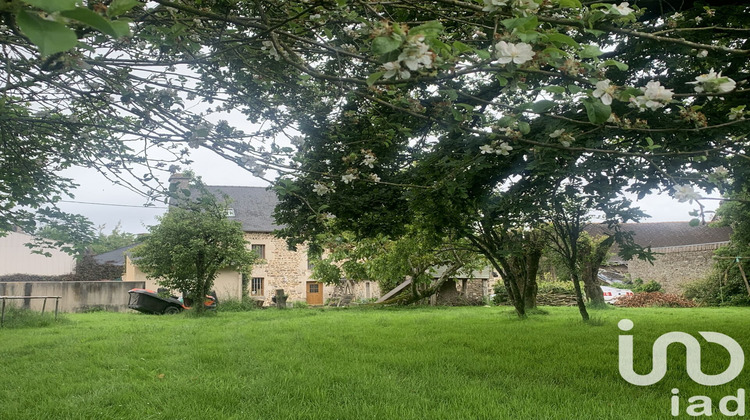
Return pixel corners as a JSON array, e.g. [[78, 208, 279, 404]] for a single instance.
[[57, 148, 720, 235]]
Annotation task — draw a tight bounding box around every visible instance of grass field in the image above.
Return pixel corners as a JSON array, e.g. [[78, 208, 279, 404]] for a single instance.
[[1, 306, 748, 419]]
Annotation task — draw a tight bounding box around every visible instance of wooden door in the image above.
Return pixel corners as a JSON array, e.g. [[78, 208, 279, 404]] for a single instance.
[[306, 281, 323, 305]]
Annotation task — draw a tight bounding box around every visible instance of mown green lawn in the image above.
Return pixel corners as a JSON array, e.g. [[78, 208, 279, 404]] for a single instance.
[[1, 306, 748, 419]]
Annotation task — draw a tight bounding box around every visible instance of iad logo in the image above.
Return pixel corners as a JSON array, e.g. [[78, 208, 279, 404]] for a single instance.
[[618, 319, 746, 417], [618, 319, 744, 386]]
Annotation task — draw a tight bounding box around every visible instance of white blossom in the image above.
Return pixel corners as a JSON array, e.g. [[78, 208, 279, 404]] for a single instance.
[[643, 81, 674, 102], [261, 40, 280, 60], [714, 166, 729, 178], [610, 2, 634, 15], [313, 182, 331, 196], [480, 142, 513, 156], [496, 142, 513, 155], [550, 129, 574, 147], [630, 81, 673, 111], [398, 36, 434, 72], [494, 41, 535, 65], [694, 16, 703, 24], [549, 129, 565, 138], [369, 173, 381, 183], [687, 68, 736, 94], [341, 173, 357, 184], [674, 184, 701, 203], [513, 0, 540, 15], [592, 79, 616, 105], [697, 49, 708, 58], [728, 105, 746, 121], [361, 150, 377, 168], [482, 0, 508, 12], [479, 144, 494, 154], [290, 136, 305, 147], [383, 61, 410, 79], [343, 26, 359, 38]]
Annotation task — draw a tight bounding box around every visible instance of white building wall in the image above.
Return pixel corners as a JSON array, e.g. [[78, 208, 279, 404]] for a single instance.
[[0, 231, 76, 276]]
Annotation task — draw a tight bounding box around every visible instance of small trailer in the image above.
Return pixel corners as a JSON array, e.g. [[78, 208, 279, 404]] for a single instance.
[[127, 288, 217, 314]]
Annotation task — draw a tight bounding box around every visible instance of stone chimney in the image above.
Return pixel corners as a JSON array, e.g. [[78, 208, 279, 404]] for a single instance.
[[168, 172, 192, 207]]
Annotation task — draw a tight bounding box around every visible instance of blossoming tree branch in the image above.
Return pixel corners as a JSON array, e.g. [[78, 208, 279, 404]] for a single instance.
[[3, 0, 748, 239]]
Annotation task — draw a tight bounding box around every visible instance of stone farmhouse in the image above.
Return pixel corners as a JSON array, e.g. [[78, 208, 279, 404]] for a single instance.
[[122, 175, 381, 306], [595, 222, 732, 293]]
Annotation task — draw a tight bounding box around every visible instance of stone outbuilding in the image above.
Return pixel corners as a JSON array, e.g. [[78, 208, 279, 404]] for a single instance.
[[593, 222, 732, 294]]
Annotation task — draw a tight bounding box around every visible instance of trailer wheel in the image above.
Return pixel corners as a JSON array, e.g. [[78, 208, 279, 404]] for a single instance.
[[163, 306, 181, 315]]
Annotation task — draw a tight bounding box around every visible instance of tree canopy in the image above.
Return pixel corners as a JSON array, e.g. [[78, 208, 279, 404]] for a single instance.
[[3, 1, 749, 316], [130, 181, 256, 312]]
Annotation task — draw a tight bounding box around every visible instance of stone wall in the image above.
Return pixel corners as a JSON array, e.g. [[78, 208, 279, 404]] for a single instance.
[[0, 281, 145, 312], [433, 278, 493, 305], [245, 232, 316, 304], [627, 243, 723, 294]]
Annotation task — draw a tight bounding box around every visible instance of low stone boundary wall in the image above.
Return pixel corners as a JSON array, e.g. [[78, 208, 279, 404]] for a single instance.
[[0, 281, 145, 313]]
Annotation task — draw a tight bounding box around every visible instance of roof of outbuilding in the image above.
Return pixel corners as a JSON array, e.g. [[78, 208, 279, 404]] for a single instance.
[[93, 243, 141, 266], [587, 221, 732, 248], [204, 185, 282, 233]]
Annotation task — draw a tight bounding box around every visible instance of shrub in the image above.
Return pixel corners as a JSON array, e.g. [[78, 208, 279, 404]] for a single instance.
[[491, 282, 509, 305], [293, 301, 308, 309], [218, 297, 263, 312], [683, 267, 750, 307], [614, 292, 697, 308], [538, 281, 575, 295], [629, 278, 663, 293]]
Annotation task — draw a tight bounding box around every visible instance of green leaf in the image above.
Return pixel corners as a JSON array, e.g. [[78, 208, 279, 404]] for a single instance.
[[531, 100, 556, 113], [619, 87, 642, 101], [568, 85, 583, 94], [498, 116, 514, 127], [496, 75, 508, 86], [579, 44, 604, 58], [584, 28, 605, 37], [16, 10, 78, 57], [107, 0, 140, 17], [366, 71, 385, 87], [603, 59, 628, 71], [542, 86, 566, 94], [542, 47, 567, 59], [582, 99, 611, 124], [452, 41, 472, 55], [409, 21, 443, 37], [109, 20, 131, 37], [689, 218, 701, 227], [516, 30, 540, 43], [372, 35, 402, 55], [476, 49, 491, 60], [21, 0, 78, 12], [501, 16, 538, 31], [60, 7, 120, 37], [441, 89, 458, 101], [518, 121, 531, 134], [557, 0, 582, 7], [547, 33, 579, 48]]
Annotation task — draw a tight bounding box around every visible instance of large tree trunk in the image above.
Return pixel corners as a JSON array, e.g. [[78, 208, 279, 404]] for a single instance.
[[571, 271, 590, 321], [580, 236, 615, 306]]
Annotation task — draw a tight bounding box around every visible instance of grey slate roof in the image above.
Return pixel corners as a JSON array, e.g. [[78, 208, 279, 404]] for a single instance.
[[93, 243, 140, 266], [204, 186, 282, 233], [587, 222, 732, 248]]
